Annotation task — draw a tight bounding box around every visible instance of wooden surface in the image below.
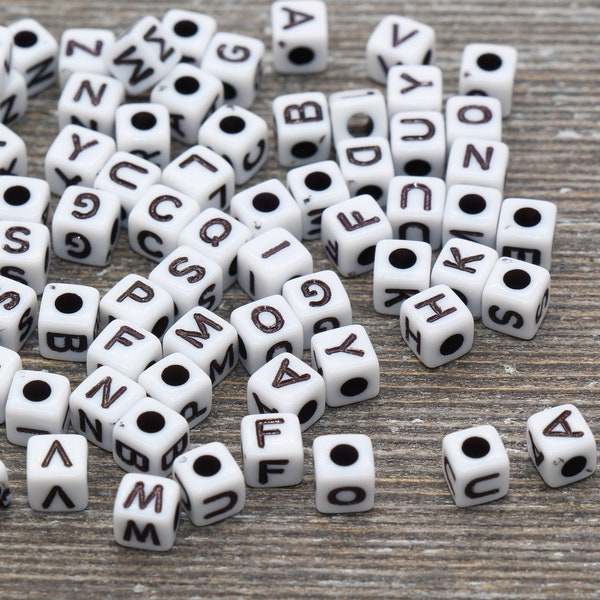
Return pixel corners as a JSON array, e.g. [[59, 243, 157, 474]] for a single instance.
[[1, 0, 599, 597]]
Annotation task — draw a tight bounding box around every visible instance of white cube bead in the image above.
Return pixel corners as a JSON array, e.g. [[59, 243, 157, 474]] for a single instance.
[[161, 9, 217, 64], [313, 433, 375, 513], [0, 69, 28, 128], [0, 347, 22, 424], [442, 424, 509, 507], [527, 404, 596, 488], [0, 275, 37, 351], [0, 26, 12, 94], [173, 442, 245, 526], [240, 413, 304, 488], [0, 122, 27, 176], [386, 65, 443, 116], [445, 95, 503, 148], [0, 459, 11, 507], [26, 434, 88, 512], [0, 176, 50, 224], [400, 284, 474, 368]]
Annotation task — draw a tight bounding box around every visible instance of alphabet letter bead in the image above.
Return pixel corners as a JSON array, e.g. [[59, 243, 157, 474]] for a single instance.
[[272, 91, 331, 167], [69, 366, 146, 451], [138, 353, 212, 429], [400, 284, 474, 368], [526, 404, 596, 488], [161, 9, 217, 65], [445, 95, 502, 148], [366, 15, 435, 84], [0, 275, 37, 351], [281, 269, 352, 349], [162, 307, 239, 386], [113, 473, 180, 551], [321, 194, 392, 277], [0, 176, 50, 224], [386, 65, 443, 116], [442, 424, 509, 507], [481, 257, 550, 340], [26, 434, 88, 512], [113, 397, 189, 477], [0, 347, 22, 424], [198, 104, 269, 185], [458, 43, 518, 118], [313, 433, 375, 513], [0, 69, 28, 128], [0, 26, 12, 94], [311, 324, 379, 407], [271, 0, 328, 74], [236, 227, 313, 300], [0, 123, 27, 176], [247, 352, 326, 431], [173, 442, 245, 526], [38, 282, 100, 361], [240, 413, 303, 487], [495, 197, 557, 271], [230, 294, 303, 375], [5, 370, 71, 447], [0, 459, 11, 507]]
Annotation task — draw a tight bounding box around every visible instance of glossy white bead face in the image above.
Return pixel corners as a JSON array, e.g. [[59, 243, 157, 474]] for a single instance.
[[0, 69, 28, 128], [161, 9, 217, 65], [445, 95, 502, 148], [313, 433, 375, 513], [0, 275, 38, 352], [0, 176, 50, 224], [0, 123, 26, 177], [526, 404, 597, 488], [442, 424, 509, 507], [240, 413, 304, 488], [386, 65, 443, 116], [0, 347, 22, 424]]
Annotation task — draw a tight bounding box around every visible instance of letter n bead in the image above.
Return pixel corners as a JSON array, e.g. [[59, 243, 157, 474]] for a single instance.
[[526, 404, 596, 488], [313, 434, 375, 514], [442, 424, 509, 507]]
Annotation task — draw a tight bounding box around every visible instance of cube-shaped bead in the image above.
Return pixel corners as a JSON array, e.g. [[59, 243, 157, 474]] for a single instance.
[[445, 95, 503, 148], [44, 124, 116, 196], [173, 442, 245, 526], [26, 434, 88, 512], [311, 324, 379, 407], [272, 91, 331, 167], [286, 160, 350, 240], [313, 433, 375, 513], [386, 65, 443, 116], [148, 245, 224, 316], [441, 184, 502, 248], [113, 473, 181, 551], [329, 88, 388, 146], [86, 319, 163, 379], [271, 0, 328, 74], [113, 397, 189, 477], [231, 294, 303, 375], [115, 103, 171, 169], [161, 9, 217, 65], [321, 194, 393, 277], [430, 238, 499, 319], [240, 412, 303, 487], [390, 110, 446, 178], [458, 43, 518, 118], [0, 176, 50, 224], [0, 347, 22, 424], [198, 104, 269, 185], [8, 18, 58, 97], [527, 404, 596, 488], [201, 32, 265, 108], [445, 137, 509, 192], [481, 257, 551, 340], [386, 175, 446, 248], [230, 178, 302, 239], [106, 16, 181, 96], [442, 424, 510, 507], [162, 145, 235, 212], [178, 208, 251, 290], [162, 307, 239, 386], [5, 370, 71, 447], [0, 221, 50, 294], [150, 63, 223, 145], [0, 26, 12, 95], [69, 366, 146, 451], [38, 282, 100, 361], [282, 269, 352, 349], [138, 353, 212, 429], [373, 239, 432, 315], [58, 72, 125, 136], [400, 284, 474, 368], [58, 28, 115, 88], [127, 184, 200, 263], [336, 136, 395, 206], [0, 459, 11, 507], [0, 122, 27, 176], [366, 15, 435, 84], [0, 275, 37, 351], [51, 185, 121, 267], [496, 197, 557, 271], [236, 227, 314, 300], [0, 69, 28, 128], [247, 352, 326, 431]]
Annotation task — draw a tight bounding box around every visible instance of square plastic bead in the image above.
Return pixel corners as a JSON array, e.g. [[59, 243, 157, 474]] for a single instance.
[[0, 26, 12, 94], [0, 122, 27, 176], [0, 176, 50, 224], [386, 65, 443, 116], [0, 347, 22, 424], [445, 95, 503, 148], [0, 275, 37, 351], [0, 459, 11, 507], [161, 9, 217, 64], [0, 69, 28, 128], [442, 424, 509, 507]]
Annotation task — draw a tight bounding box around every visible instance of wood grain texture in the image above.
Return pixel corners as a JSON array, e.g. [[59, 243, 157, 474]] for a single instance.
[[1, 0, 599, 597]]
